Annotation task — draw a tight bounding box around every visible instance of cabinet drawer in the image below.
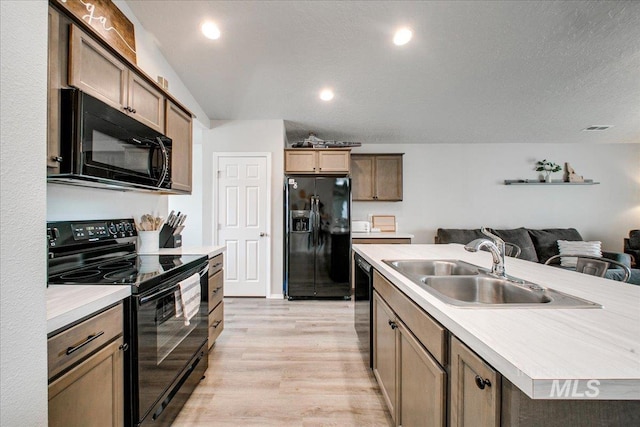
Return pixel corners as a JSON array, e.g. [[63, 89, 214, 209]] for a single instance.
[[373, 270, 447, 365], [48, 303, 123, 380], [208, 270, 224, 312], [208, 302, 224, 347], [208, 254, 223, 277]]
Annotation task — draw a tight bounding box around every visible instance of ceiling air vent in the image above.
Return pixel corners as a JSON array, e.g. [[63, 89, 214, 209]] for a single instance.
[[583, 125, 612, 131]]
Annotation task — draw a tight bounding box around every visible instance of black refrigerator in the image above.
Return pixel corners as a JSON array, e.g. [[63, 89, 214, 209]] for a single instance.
[[285, 176, 351, 299]]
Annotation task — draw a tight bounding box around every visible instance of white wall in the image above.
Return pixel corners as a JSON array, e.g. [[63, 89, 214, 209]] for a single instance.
[[115, 0, 209, 128], [0, 1, 49, 425], [203, 120, 286, 297], [352, 143, 640, 251]]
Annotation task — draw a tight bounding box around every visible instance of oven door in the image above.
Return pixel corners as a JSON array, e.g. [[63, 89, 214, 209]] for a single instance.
[[62, 89, 172, 189], [133, 262, 208, 423]]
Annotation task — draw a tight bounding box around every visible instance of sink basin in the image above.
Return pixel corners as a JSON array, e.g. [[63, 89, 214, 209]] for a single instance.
[[422, 276, 551, 304], [383, 259, 601, 308], [385, 259, 479, 277]]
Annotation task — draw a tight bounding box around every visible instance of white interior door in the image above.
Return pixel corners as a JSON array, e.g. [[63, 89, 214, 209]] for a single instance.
[[216, 155, 269, 297]]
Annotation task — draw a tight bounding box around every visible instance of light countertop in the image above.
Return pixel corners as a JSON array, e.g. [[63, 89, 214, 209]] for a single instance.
[[352, 232, 414, 239], [155, 245, 225, 258], [47, 285, 130, 335], [353, 243, 640, 400]]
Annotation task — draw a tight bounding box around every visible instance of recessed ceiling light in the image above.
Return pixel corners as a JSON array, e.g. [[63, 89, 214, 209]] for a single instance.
[[393, 28, 413, 46], [319, 89, 334, 101], [582, 125, 612, 131], [201, 22, 220, 40]]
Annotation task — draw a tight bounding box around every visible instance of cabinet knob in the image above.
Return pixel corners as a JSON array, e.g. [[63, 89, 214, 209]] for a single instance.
[[131, 108, 136, 114], [51, 156, 63, 163], [388, 319, 398, 330], [475, 375, 491, 390], [119, 343, 129, 352]]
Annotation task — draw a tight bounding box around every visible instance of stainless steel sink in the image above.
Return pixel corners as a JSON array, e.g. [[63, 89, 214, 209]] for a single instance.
[[383, 259, 601, 308], [385, 259, 479, 277]]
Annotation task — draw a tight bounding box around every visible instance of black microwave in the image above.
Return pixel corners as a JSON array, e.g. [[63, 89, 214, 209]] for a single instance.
[[49, 89, 172, 191]]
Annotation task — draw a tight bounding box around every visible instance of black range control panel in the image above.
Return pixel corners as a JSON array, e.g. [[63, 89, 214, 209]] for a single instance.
[[48, 218, 137, 248]]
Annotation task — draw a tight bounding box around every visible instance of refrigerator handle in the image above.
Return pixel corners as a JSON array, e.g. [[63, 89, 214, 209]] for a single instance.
[[312, 196, 319, 245]]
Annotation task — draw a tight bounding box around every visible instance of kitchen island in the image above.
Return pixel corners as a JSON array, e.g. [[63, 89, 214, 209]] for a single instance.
[[354, 243, 639, 426]]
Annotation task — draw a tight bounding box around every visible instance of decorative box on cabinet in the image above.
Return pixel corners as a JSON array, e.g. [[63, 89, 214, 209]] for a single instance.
[[284, 149, 351, 174], [207, 253, 224, 349], [48, 303, 125, 427], [351, 154, 403, 201]]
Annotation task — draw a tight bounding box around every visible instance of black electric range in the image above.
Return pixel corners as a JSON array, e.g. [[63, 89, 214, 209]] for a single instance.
[[47, 218, 209, 427], [47, 218, 206, 293]]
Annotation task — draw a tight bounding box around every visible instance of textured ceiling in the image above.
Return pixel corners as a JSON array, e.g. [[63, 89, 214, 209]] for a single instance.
[[126, 0, 640, 144]]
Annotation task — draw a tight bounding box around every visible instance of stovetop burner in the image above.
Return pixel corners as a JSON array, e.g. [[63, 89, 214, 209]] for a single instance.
[[59, 270, 102, 280], [98, 261, 134, 270], [103, 268, 138, 282]]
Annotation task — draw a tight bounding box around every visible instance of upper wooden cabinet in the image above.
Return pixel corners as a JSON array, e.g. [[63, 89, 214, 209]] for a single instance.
[[351, 154, 403, 201], [284, 149, 351, 174], [165, 101, 193, 193], [68, 24, 165, 133]]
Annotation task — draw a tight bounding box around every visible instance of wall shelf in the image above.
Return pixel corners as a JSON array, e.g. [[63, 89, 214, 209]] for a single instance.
[[504, 179, 600, 185]]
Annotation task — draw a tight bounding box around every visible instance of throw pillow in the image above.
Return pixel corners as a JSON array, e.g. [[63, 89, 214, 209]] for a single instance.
[[557, 240, 602, 268], [436, 228, 485, 245], [491, 228, 539, 262], [528, 228, 583, 264]]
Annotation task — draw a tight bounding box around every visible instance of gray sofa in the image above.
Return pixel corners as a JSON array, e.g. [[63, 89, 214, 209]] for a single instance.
[[435, 227, 639, 285]]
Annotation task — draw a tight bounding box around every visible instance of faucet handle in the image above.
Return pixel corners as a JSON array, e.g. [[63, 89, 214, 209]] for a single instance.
[[480, 227, 504, 244]]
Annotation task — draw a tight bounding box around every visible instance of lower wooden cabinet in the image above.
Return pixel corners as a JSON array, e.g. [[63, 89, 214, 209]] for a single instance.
[[207, 253, 224, 350], [450, 336, 500, 427], [398, 321, 446, 427], [373, 290, 446, 426], [48, 303, 125, 427], [373, 292, 397, 421]]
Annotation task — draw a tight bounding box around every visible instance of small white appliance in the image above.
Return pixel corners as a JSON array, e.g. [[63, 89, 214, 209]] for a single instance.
[[352, 220, 371, 233]]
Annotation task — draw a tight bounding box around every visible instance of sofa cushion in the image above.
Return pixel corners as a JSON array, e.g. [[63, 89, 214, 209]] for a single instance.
[[528, 228, 583, 264], [630, 230, 640, 249], [436, 228, 485, 245], [491, 228, 538, 262]]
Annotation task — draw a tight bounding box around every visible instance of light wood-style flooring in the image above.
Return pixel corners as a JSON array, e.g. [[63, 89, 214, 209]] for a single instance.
[[172, 298, 393, 426]]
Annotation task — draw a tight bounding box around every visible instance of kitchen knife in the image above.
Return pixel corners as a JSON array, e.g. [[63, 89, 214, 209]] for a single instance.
[[167, 210, 175, 227], [172, 212, 181, 227], [177, 214, 187, 227]]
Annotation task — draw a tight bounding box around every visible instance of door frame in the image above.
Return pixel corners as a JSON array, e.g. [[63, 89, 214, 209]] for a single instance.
[[212, 152, 272, 298]]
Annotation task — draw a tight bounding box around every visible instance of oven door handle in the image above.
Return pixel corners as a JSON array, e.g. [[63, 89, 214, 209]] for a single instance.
[[139, 264, 209, 305], [155, 137, 169, 187]]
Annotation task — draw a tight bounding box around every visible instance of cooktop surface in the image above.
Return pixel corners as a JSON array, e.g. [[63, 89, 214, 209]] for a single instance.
[[48, 253, 206, 293]]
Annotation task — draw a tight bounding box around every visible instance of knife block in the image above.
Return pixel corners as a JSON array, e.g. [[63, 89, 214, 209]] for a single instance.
[[163, 234, 182, 248]]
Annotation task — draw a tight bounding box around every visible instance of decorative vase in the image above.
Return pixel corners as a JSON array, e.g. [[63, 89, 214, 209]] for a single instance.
[[545, 173, 551, 183]]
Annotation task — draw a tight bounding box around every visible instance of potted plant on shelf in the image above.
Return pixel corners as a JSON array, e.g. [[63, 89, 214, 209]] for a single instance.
[[535, 159, 562, 182]]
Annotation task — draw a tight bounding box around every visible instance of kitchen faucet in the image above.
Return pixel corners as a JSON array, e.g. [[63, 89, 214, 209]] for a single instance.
[[464, 227, 507, 278]]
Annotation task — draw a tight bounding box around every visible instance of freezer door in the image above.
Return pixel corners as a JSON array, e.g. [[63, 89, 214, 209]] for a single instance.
[[286, 177, 316, 297], [313, 177, 351, 298]]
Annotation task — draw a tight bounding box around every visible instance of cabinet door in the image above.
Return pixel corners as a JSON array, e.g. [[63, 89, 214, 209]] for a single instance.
[[351, 155, 375, 200], [373, 291, 398, 421], [165, 101, 193, 193], [68, 24, 128, 112], [285, 150, 317, 173], [48, 6, 62, 171], [317, 150, 350, 173], [397, 321, 445, 427], [128, 73, 165, 132], [375, 155, 403, 201], [450, 336, 500, 427], [49, 337, 124, 427]]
